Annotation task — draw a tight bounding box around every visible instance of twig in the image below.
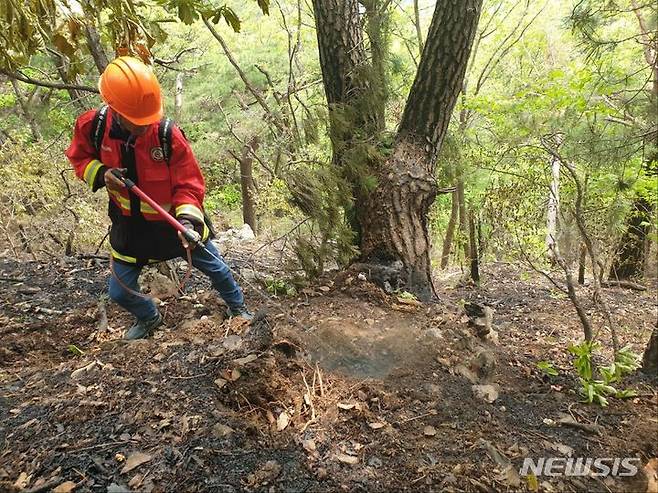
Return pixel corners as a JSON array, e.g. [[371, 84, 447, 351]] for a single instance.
[[400, 411, 435, 424], [170, 373, 207, 380], [601, 280, 647, 291]]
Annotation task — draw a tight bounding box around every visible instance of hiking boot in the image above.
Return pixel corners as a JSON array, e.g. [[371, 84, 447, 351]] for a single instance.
[[228, 305, 253, 321], [125, 313, 163, 340]]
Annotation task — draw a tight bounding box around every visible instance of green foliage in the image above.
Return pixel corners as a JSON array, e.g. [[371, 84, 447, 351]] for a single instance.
[[288, 166, 358, 278], [265, 277, 296, 296], [568, 341, 641, 406], [205, 184, 242, 213], [537, 360, 559, 377]]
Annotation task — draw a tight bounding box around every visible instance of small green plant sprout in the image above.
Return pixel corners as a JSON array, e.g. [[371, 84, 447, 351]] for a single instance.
[[568, 342, 641, 406], [537, 360, 559, 377], [396, 290, 418, 301], [265, 278, 297, 296], [67, 344, 85, 356]]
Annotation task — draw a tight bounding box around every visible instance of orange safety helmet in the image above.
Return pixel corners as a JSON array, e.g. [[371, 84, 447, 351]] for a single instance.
[[99, 56, 163, 126]]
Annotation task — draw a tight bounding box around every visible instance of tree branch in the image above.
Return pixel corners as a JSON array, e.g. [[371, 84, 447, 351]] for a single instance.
[[202, 16, 286, 133], [0, 68, 99, 93]]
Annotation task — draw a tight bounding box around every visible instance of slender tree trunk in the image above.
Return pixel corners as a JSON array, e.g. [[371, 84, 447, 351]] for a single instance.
[[468, 209, 480, 282], [577, 243, 587, 284], [239, 138, 259, 233], [413, 0, 424, 54], [10, 79, 41, 141], [546, 154, 560, 260], [441, 189, 459, 269], [358, 0, 483, 299], [456, 174, 468, 261], [174, 72, 184, 122]]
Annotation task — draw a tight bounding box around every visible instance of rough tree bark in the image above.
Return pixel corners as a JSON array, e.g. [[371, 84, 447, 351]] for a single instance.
[[311, 0, 383, 239], [358, 0, 483, 299], [239, 138, 259, 233]]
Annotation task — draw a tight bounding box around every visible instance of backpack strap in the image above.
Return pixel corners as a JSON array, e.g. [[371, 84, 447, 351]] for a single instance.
[[90, 105, 109, 155], [158, 117, 173, 165]]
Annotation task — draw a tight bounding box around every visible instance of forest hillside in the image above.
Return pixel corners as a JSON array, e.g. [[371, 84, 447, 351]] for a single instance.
[[0, 0, 657, 491]]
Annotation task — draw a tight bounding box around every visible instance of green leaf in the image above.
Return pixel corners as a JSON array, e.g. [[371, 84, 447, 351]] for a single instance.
[[67, 344, 84, 356], [537, 360, 559, 377], [615, 389, 637, 399], [222, 7, 241, 32], [256, 0, 269, 15]]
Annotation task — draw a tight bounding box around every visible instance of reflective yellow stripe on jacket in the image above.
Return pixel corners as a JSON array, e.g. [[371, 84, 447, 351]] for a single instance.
[[176, 204, 209, 241], [109, 189, 171, 218], [82, 160, 103, 190], [111, 247, 159, 264]]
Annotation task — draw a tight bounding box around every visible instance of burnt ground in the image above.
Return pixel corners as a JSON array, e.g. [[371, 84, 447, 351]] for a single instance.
[[0, 249, 657, 493]]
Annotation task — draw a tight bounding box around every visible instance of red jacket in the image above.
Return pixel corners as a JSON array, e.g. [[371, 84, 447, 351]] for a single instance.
[[66, 108, 209, 263]]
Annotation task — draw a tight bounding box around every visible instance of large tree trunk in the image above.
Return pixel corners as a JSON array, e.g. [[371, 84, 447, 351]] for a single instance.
[[358, 0, 483, 299], [311, 0, 383, 241]]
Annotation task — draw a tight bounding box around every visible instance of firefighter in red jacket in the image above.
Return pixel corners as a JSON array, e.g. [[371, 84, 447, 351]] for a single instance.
[[66, 56, 251, 339]]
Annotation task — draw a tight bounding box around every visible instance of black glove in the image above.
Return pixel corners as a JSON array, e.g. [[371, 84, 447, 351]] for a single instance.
[[178, 216, 204, 237]]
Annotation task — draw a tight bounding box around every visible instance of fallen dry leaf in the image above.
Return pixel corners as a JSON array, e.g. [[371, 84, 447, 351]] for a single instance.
[[13, 472, 31, 489], [369, 422, 386, 430], [53, 480, 77, 493], [471, 384, 499, 403], [214, 377, 227, 389], [423, 425, 437, 437], [245, 460, 282, 487], [232, 354, 258, 366], [120, 452, 152, 474], [212, 423, 234, 438], [337, 402, 360, 411], [71, 361, 96, 380], [277, 411, 290, 431], [220, 368, 241, 382], [644, 458, 658, 493], [128, 474, 143, 489], [303, 439, 316, 452], [335, 453, 359, 465]]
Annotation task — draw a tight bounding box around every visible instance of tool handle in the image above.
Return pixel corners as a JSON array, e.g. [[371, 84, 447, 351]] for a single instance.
[[110, 169, 204, 247], [111, 168, 135, 188]]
